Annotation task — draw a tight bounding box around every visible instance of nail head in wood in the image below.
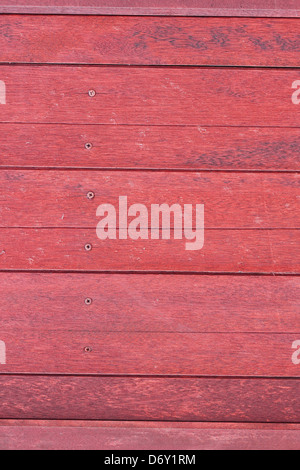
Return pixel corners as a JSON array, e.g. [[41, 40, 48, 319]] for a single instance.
[[87, 191, 95, 200]]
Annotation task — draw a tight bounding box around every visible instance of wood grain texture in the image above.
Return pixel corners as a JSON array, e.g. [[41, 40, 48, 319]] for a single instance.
[[0, 273, 298, 333], [0, 376, 299, 421], [0, 7, 299, 439], [3, 16, 300, 67], [0, 1, 299, 17], [1, 66, 300, 126], [1, 124, 300, 171], [0, 171, 298, 228], [0, 421, 300, 450], [0, 228, 298, 273], [0, 327, 299, 375]]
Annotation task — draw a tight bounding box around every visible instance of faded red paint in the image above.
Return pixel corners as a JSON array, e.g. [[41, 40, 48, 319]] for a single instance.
[[0, 0, 299, 16], [0, 2, 299, 451]]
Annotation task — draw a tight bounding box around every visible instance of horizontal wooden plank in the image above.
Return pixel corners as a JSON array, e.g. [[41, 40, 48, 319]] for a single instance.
[[0, 1, 299, 17], [1, 420, 300, 450], [3, 16, 300, 67], [0, 273, 298, 333], [0, 228, 298, 273], [0, 376, 299, 421], [0, 328, 299, 375], [2, 67, 300, 126], [0, 171, 298, 228], [1, 125, 300, 171]]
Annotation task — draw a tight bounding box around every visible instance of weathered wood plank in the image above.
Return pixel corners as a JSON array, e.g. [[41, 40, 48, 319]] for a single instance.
[[0, 376, 299, 421], [1, 67, 300, 126], [1, 124, 300, 170], [0, 273, 298, 333], [0, 1, 299, 17], [1, 420, 300, 450], [3, 16, 300, 67], [0, 228, 298, 273], [0, 171, 298, 228], [0, 328, 299, 375]]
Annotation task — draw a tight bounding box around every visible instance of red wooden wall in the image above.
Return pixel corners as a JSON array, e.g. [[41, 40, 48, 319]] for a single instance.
[[0, 1, 299, 451]]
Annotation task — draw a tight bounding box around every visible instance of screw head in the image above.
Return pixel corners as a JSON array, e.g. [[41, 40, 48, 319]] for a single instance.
[[87, 191, 95, 200], [88, 90, 96, 97], [85, 142, 93, 150], [85, 243, 92, 252], [85, 298, 92, 306]]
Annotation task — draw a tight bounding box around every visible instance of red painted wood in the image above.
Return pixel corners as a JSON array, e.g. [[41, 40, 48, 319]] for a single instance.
[[0, 421, 300, 450], [0, 8, 298, 441], [1, 67, 300, 126], [0, 228, 298, 273], [0, 376, 299, 421], [0, 273, 298, 333], [0, 124, 300, 171], [0, 1, 299, 17], [0, 171, 298, 228], [3, 16, 300, 67], [0, 328, 299, 375]]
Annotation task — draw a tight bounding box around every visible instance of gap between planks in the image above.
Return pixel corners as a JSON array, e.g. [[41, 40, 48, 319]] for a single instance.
[[4, 63, 300, 70], [0, 373, 299, 379], [0, 167, 299, 173], [0, 270, 298, 276]]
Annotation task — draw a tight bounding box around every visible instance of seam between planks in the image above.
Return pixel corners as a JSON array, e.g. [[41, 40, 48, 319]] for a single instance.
[[0, 11, 300, 18], [0, 167, 299, 173], [3, 63, 300, 70], [0, 270, 298, 276], [0, 373, 299, 379]]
